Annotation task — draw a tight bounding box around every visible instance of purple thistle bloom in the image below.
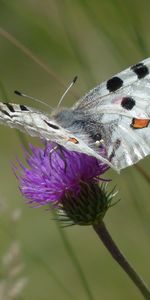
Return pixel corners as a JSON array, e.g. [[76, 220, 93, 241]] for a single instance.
[[15, 143, 109, 208]]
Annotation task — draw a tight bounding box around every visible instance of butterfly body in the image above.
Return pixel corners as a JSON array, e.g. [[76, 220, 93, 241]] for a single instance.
[[0, 58, 150, 172]]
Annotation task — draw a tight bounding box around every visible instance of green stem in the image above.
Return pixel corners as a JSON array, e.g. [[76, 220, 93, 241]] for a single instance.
[[93, 221, 150, 300]]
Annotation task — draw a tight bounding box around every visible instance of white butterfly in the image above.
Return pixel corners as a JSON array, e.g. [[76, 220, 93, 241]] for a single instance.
[[0, 58, 150, 172]]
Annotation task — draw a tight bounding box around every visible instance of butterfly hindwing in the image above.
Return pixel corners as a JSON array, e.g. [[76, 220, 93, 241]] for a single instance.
[[105, 114, 150, 170]]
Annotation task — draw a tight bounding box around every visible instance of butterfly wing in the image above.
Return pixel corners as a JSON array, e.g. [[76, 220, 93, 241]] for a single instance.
[[0, 102, 115, 169], [75, 57, 150, 115], [109, 116, 150, 170], [1, 58, 150, 172], [73, 58, 150, 170]]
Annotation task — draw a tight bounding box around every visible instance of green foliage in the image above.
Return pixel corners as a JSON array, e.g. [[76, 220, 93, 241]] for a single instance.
[[0, 0, 150, 299]]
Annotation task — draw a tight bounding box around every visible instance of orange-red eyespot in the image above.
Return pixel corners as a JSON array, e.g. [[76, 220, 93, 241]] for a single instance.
[[68, 137, 79, 144], [131, 118, 150, 129]]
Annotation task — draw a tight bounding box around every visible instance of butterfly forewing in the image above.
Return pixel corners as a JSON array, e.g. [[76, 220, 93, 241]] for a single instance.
[[75, 57, 150, 112]]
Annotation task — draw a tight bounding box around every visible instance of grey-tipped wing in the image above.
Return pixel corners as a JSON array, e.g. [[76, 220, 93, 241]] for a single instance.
[[0, 102, 115, 169], [0, 102, 53, 139]]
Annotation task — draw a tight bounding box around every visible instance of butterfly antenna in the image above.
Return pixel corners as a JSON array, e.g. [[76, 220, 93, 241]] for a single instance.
[[57, 76, 78, 108], [14, 90, 53, 110]]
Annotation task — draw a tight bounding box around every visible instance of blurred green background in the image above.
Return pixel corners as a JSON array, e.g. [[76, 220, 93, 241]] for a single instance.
[[0, 0, 150, 299]]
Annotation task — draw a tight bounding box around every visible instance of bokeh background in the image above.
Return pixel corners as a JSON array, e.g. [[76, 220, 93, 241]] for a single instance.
[[0, 0, 150, 299]]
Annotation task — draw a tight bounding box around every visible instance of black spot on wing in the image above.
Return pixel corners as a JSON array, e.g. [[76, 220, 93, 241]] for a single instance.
[[20, 105, 29, 111], [131, 62, 149, 79], [106, 76, 123, 92], [121, 97, 135, 110], [0, 109, 11, 118], [44, 120, 59, 130], [3, 103, 15, 112]]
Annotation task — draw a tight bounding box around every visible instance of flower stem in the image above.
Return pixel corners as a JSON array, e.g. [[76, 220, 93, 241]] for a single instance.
[[93, 221, 150, 300]]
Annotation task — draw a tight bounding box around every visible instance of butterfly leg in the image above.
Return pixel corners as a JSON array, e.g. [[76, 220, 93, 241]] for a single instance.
[[48, 144, 67, 172]]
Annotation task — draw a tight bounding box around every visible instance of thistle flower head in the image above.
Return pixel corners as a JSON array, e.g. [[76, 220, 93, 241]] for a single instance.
[[15, 143, 117, 225]]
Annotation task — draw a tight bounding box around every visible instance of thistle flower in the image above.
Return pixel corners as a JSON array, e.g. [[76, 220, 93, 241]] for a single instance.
[[14, 142, 150, 298], [15, 142, 116, 225]]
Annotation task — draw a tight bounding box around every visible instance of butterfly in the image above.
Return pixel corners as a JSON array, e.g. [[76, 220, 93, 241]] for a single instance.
[[0, 58, 150, 172]]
